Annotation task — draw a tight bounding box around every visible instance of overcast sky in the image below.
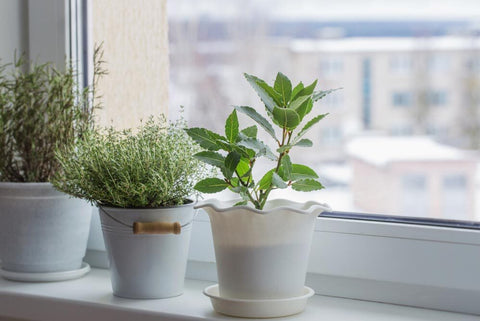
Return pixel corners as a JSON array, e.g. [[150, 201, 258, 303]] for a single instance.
[[168, 0, 480, 21]]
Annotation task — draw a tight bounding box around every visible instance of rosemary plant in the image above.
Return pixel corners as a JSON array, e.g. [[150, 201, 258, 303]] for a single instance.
[[52, 116, 209, 208], [0, 47, 105, 182], [186, 72, 338, 210]]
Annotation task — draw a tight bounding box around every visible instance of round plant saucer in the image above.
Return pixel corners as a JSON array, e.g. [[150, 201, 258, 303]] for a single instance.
[[0, 262, 91, 282], [203, 284, 315, 318]]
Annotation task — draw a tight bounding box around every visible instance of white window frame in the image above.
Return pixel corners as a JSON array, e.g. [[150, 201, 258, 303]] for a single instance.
[[40, 0, 480, 316]]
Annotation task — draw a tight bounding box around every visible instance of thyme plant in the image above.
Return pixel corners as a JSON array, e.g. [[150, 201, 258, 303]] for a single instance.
[[52, 116, 209, 208], [186, 72, 337, 210], [0, 47, 105, 182]]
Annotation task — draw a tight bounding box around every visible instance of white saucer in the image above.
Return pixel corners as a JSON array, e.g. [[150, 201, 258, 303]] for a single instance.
[[1, 262, 91, 282], [203, 284, 315, 318]]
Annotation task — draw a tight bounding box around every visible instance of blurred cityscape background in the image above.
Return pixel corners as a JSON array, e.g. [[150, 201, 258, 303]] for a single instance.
[[168, 0, 480, 221]]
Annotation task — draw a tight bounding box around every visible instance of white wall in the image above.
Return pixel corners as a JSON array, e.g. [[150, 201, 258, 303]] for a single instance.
[[0, 0, 29, 64]]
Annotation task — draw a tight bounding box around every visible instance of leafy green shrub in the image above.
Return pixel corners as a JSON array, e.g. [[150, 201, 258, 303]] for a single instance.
[[52, 116, 209, 208], [0, 49, 105, 182], [187, 72, 338, 210]]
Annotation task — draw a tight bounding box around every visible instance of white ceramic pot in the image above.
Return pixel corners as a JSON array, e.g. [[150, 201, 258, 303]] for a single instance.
[[196, 199, 330, 300], [0, 182, 92, 273], [99, 202, 194, 299]]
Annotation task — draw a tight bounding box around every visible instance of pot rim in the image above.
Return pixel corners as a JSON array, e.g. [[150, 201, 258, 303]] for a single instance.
[[98, 199, 196, 211], [0, 182, 53, 188], [194, 198, 331, 215]]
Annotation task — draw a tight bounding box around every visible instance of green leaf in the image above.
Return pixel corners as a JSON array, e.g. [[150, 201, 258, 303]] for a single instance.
[[272, 172, 288, 189], [291, 82, 304, 101], [234, 200, 248, 206], [215, 139, 232, 152], [295, 98, 313, 120], [312, 88, 341, 102], [272, 107, 301, 130], [238, 138, 277, 161], [291, 179, 324, 192], [277, 145, 291, 154], [195, 178, 229, 193], [232, 144, 255, 159], [298, 79, 317, 96], [234, 106, 277, 140], [280, 155, 293, 180], [273, 72, 292, 106], [239, 126, 257, 140], [244, 73, 280, 112], [223, 151, 241, 179], [294, 114, 328, 142], [185, 128, 224, 151], [288, 95, 310, 110], [276, 139, 312, 153], [225, 110, 239, 143], [291, 164, 319, 180], [236, 158, 251, 178], [258, 169, 274, 190], [193, 151, 225, 168], [295, 139, 313, 147], [230, 177, 239, 187]]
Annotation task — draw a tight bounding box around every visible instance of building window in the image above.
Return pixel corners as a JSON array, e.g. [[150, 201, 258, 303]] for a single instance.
[[390, 55, 412, 74], [442, 174, 468, 219], [401, 173, 428, 217], [426, 124, 448, 137], [362, 58, 371, 129], [428, 90, 447, 106], [321, 127, 342, 144], [428, 54, 450, 73], [322, 91, 344, 108], [320, 57, 344, 77], [390, 124, 413, 135], [392, 91, 413, 107]]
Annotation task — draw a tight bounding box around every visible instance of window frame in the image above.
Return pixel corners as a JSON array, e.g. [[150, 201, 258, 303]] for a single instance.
[[54, 0, 480, 315]]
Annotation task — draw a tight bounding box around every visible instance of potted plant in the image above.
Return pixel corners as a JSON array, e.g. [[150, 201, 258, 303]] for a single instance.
[[52, 116, 208, 299], [187, 72, 336, 318], [0, 51, 104, 280]]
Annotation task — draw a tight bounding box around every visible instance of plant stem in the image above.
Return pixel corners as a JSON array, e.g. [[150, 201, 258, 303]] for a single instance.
[[258, 126, 289, 210]]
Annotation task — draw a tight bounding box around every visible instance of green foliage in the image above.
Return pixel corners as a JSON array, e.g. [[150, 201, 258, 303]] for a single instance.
[[187, 72, 340, 210], [0, 47, 105, 182], [52, 116, 209, 208]]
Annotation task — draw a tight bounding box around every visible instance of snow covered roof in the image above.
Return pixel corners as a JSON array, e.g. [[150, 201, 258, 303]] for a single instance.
[[346, 136, 474, 166], [290, 36, 480, 53]]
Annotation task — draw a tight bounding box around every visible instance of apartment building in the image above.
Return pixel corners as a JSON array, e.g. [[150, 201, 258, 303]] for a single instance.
[[346, 135, 478, 219], [289, 36, 480, 162]]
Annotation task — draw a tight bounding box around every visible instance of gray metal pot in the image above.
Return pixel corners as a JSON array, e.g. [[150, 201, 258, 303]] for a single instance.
[[0, 182, 92, 273], [99, 202, 194, 299]]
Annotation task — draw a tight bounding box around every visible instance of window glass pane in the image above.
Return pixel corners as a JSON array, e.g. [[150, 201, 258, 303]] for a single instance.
[[168, 0, 480, 222], [401, 174, 428, 217]]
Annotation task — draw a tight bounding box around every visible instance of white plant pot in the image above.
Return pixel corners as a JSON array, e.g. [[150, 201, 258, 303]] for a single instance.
[[196, 199, 330, 300], [99, 202, 194, 299], [0, 182, 92, 273]]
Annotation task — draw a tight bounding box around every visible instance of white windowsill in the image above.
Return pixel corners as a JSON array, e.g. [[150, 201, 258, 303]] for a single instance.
[[0, 268, 477, 321]]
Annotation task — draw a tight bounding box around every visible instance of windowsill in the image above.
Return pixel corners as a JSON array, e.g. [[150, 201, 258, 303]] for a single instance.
[[0, 268, 477, 321]]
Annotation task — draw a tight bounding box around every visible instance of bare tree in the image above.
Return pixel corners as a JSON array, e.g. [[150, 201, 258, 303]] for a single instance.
[[460, 33, 480, 149]]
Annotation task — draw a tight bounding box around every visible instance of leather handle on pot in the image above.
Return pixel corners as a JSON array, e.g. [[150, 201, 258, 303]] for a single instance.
[[133, 222, 181, 235]]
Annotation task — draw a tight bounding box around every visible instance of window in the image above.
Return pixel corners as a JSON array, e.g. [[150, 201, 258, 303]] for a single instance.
[[401, 174, 428, 217], [22, 0, 480, 316], [442, 174, 468, 219], [319, 57, 344, 77], [428, 90, 448, 106], [428, 54, 450, 73], [320, 127, 342, 144], [392, 91, 413, 107], [390, 124, 413, 135], [390, 55, 413, 74], [322, 91, 344, 108]]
